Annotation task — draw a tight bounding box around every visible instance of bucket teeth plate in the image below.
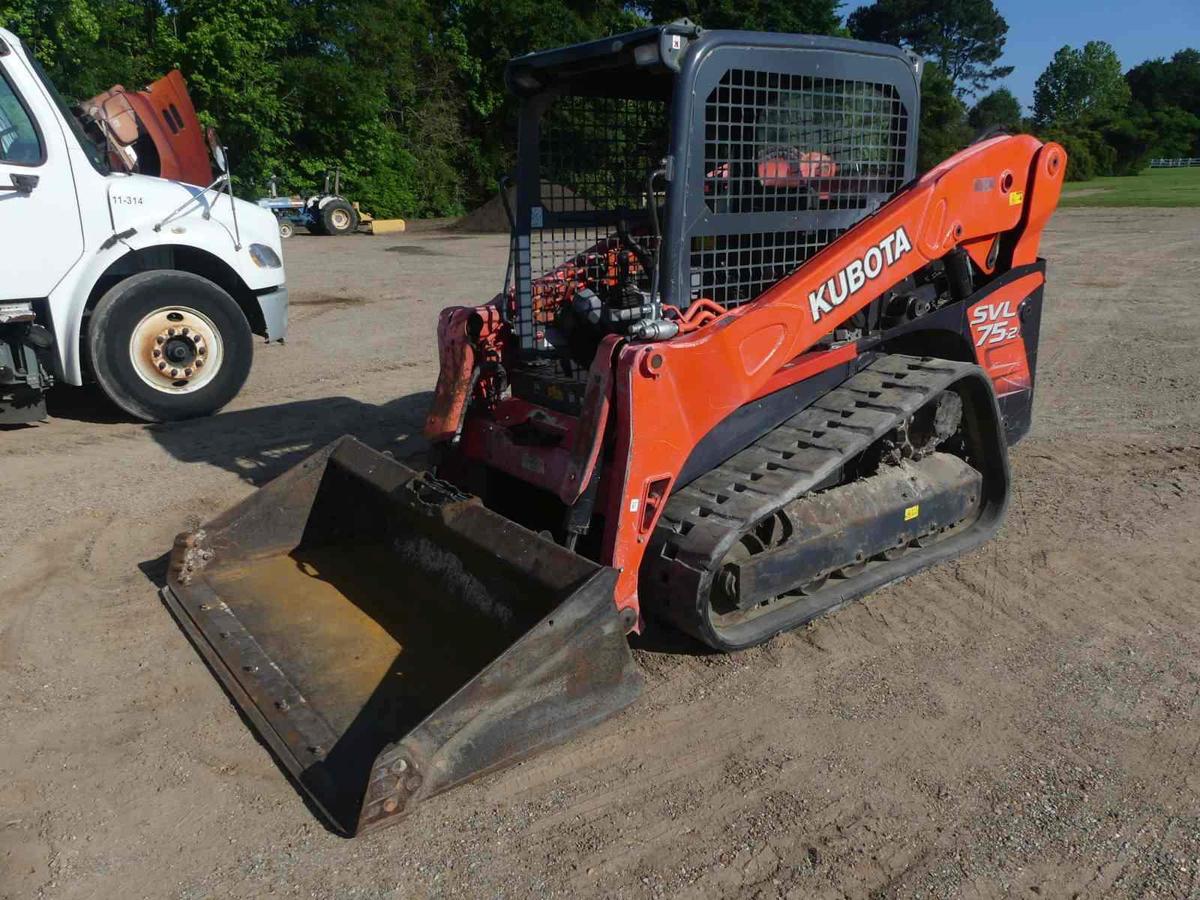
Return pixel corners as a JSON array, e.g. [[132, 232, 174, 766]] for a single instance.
[[161, 435, 641, 835]]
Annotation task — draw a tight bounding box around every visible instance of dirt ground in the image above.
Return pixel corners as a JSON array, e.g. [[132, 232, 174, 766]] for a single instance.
[[2, 209, 1199, 899]]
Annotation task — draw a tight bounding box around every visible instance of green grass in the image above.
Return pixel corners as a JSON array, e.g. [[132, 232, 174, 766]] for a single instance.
[[1059, 165, 1200, 207]]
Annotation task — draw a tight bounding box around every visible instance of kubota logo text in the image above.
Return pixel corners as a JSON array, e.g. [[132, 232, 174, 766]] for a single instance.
[[809, 227, 913, 323]]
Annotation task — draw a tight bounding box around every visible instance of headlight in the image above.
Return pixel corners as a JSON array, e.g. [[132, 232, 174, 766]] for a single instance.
[[249, 243, 282, 268]]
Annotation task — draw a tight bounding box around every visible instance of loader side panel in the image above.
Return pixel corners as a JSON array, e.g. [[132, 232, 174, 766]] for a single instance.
[[877, 260, 1047, 444]]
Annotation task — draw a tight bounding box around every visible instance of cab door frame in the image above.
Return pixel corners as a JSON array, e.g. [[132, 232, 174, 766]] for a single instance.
[[0, 36, 86, 301]]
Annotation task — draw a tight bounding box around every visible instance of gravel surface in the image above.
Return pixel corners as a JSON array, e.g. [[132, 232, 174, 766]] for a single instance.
[[1, 210, 1198, 899]]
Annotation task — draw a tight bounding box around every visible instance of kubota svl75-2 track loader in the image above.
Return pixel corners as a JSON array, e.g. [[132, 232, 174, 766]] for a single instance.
[[161, 22, 1065, 835]]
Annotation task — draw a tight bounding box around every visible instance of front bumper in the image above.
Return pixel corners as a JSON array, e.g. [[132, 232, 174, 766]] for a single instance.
[[256, 284, 289, 342]]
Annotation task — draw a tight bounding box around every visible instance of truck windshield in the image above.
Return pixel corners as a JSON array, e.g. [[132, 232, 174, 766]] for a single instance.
[[22, 40, 109, 174]]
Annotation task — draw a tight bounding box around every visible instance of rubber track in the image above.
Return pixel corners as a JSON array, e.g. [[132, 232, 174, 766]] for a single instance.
[[643, 354, 988, 648]]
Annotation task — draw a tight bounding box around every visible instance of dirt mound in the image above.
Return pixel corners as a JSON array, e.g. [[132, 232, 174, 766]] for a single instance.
[[454, 181, 587, 233]]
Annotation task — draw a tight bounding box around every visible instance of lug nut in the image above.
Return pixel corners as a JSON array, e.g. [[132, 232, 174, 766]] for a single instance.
[[152, 349, 160, 358], [167, 328, 176, 336], [170, 368, 179, 377], [181, 327, 190, 335], [155, 335, 165, 344], [157, 361, 167, 370], [195, 359, 204, 368], [184, 368, 193, 377]]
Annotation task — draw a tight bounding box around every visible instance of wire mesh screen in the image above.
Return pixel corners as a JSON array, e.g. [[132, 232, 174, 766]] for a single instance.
[[538, 94, 668, 213], [703, 69, 909, 214], [515, 95, 668, 351], [690, 68, 909, 309], [690, 229, 845, 307]]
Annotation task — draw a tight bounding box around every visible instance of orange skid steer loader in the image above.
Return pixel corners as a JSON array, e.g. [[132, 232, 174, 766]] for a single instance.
[[161, 23, 1064, 835]]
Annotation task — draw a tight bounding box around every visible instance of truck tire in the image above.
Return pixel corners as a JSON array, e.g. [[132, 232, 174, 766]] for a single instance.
[[320, 199, 358, 235], [88, 270, 253, 422]]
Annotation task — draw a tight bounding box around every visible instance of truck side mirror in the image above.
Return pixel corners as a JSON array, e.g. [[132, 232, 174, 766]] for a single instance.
[[0, 174, 39, 194], [206, 126, 227, 174]]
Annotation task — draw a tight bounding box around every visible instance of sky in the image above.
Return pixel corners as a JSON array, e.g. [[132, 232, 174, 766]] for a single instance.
[[842, 0, 1200, 112]]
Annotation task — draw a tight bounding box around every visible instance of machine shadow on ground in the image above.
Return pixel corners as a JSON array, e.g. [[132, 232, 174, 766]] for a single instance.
[[145, 391, 434, 487], [32, 383, 130, 425]]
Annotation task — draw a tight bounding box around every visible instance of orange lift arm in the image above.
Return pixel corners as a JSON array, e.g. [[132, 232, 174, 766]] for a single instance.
[[602, 135, 1067, 619]]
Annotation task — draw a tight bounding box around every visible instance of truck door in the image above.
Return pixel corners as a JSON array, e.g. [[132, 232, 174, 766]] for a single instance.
[[0, 47, 85, 299]]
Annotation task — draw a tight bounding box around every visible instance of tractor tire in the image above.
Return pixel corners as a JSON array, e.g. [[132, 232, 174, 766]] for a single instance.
[[320, 199, 359, 235], [87, 270, 253, 423], [278, 219, 294, 239]]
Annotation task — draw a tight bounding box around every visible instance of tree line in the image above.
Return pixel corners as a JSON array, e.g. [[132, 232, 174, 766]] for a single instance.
[[3, 0, 1198, 217]]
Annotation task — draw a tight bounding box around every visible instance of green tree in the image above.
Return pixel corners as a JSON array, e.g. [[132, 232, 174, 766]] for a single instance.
[[151, 0, 296, 187], [918, 62, 971, 171], [1033, 41, 1129, 127], [1037, 123, 1107, 181], [1127, 49, 1200, 116], [0, 0, 178, 104], [0, 0, 99, 73], [277, 0, 467, 216], [1142, 104, 1200, 158], [1126, 49, 1200, 157], [968, 87, 1022, 133], [1030, 41, 1153, 179], [441, 0, 642, 202], [847, 0, 1013, 96]]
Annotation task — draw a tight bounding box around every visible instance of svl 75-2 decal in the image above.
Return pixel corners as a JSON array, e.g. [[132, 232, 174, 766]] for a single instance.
[[969, 300, 1020, 346], [967, 284, 1036, 397]]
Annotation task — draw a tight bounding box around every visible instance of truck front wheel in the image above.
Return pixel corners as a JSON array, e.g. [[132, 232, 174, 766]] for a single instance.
[[88, 270, 253, 422]]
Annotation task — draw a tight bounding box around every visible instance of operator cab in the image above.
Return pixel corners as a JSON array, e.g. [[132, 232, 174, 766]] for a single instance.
[[503, 22, 923, 412]]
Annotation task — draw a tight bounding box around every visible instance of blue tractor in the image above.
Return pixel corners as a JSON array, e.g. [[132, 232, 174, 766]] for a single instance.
[[257, 168, 360, 238]]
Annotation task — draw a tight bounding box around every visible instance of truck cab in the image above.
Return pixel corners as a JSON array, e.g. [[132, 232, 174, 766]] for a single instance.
[[0, 28, 288, 424]]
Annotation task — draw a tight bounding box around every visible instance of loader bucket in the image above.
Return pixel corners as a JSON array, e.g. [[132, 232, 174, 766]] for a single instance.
[[161, 436, 641, 836]]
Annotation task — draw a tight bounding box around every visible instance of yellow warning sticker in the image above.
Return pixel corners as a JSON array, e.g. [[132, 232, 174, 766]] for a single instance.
[[1009, 190, 1025, 206], [904, 504, 920, 521]]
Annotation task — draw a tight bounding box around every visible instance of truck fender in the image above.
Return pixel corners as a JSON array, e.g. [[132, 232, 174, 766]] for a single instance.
[[50, 238, 278, 386]]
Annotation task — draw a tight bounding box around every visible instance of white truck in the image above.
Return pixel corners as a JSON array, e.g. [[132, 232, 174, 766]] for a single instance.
[[0, 28, 288, 424]]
